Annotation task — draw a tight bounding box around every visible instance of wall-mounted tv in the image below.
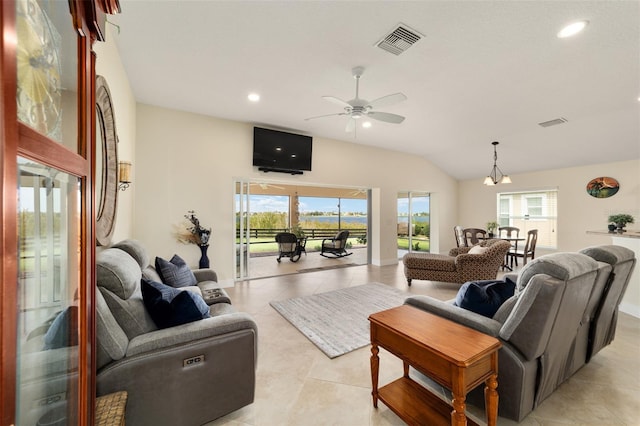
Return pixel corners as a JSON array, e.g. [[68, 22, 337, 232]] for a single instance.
[[253, 127, 312, 174]]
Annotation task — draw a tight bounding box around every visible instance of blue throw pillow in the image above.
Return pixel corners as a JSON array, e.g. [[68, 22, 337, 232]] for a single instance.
[[155, 254, 197, 288], [141, 278, 210, 329], [453, 277, 516, 318], [43, 306, 79, 350]]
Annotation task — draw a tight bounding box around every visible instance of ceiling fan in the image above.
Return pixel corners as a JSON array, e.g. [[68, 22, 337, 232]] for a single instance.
[[305, 66, 407, 133]]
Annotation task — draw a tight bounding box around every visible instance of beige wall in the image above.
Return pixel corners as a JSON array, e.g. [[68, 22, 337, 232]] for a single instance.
[[134, 104, 458, 285], [94, 27, 137, 243], [458, 159, 639, 250], [459, 159, 640, 314]]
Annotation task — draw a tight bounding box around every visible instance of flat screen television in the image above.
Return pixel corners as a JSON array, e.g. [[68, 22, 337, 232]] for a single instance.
[[253, 127, 312, 174]]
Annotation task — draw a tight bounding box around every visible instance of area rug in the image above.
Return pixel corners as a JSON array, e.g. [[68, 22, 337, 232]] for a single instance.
[[269, 282, 409, 358]]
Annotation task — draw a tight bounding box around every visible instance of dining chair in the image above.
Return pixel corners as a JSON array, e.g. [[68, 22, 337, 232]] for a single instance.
[[499, 226, 520, 259], [509, 229, 538, 267], [462, 228, 487, 246], [498, 226, 520, 240], [453, 225, 466, 247]]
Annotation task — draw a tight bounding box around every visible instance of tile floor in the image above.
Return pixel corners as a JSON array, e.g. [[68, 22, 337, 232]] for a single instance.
[[244, 246, 369, 279], [206, 261, 640, 426]]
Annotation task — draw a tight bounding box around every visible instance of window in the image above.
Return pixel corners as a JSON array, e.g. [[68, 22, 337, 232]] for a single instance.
[[525, 195, 543, 218], [497, 190, 557, 248]]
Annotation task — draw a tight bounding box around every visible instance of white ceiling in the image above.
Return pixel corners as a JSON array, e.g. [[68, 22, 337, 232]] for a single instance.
[[110, 1, 640, 181]]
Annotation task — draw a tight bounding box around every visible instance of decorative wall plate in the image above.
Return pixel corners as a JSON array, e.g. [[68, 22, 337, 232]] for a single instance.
[[586, 176, 619, 198]]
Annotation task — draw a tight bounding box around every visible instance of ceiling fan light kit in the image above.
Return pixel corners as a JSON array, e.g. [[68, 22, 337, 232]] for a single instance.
[[305, 66, 407, 133]]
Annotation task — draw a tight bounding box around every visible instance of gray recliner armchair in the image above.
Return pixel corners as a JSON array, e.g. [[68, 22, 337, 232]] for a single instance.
[[405, 251, 605, 421], [571, 245, 636, 371], [96, 240, 258, 425]]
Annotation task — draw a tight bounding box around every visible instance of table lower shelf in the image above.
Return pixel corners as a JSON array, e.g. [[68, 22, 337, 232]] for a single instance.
[[378, 377, 480, 426]]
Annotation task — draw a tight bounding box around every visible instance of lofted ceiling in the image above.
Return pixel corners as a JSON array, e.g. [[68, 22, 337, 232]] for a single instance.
[[110, 1, 640, 181]]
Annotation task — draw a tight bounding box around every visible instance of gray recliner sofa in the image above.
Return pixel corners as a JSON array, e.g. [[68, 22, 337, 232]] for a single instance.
[[404, 246, 635, 422], [96, 239, 258, 426]]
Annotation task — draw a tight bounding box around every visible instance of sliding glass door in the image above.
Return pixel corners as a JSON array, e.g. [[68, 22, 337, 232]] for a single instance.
[[397, 191, 430, 257], [235, 181, 251, 280], [234, 180, 370, 280]]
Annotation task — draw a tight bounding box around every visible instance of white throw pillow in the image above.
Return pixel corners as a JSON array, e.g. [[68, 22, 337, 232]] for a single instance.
[[468, 245, 488, 255]]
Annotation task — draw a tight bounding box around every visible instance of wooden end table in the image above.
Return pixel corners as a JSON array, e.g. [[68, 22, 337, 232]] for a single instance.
[[369, 305, 501, 426]]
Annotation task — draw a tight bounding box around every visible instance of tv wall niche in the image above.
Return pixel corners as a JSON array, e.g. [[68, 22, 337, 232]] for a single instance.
[[253, 127, 312, 175]]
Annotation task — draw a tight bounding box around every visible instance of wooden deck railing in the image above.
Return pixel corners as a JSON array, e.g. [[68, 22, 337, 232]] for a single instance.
[[236, 227, 367, 242]]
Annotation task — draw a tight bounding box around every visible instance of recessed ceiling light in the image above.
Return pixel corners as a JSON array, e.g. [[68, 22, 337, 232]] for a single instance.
[[557, 21, 589, 38], [248, 93, 260, 102], [362, 121, 372, 128]]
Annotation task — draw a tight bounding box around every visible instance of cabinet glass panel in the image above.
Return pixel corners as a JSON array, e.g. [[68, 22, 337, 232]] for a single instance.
[[15, 157, 80, 425], [16, 0, 78, 150]]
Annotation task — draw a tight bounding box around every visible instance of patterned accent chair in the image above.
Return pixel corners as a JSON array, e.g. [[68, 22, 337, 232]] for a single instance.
[[402, 239, 511, 285]]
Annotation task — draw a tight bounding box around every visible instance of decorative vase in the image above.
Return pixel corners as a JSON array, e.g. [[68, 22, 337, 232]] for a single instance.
[[488, 232, 495, 238], [198, 244, 210, 268], [607, 224, 617, 232]]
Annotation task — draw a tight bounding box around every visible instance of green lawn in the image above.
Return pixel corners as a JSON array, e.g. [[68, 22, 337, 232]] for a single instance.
[[397, 237, 430, 252]]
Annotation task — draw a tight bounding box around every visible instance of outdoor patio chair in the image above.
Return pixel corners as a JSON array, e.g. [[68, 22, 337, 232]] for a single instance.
[[320, 230, 352, 258], [275, 232, 303, 263]]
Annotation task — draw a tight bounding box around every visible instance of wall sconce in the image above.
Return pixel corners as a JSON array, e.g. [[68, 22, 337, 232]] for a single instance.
[[483, 141, 512, 186], [118, 161, 132, 191]]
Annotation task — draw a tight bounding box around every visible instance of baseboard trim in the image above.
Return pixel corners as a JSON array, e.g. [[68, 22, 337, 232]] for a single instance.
[[619, 302, 640, 319], [372, 258, 399, 267]]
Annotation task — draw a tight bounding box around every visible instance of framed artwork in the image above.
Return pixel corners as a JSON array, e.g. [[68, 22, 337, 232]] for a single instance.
[[586, 176, 619, 198]]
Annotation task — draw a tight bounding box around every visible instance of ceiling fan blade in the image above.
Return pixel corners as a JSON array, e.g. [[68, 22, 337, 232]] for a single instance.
[[322, 96, 352, 108], [367, 93, 407, 109], [367, 111, 405, 124], [345, 118, 356, 133], [304, 112, 346, 121]]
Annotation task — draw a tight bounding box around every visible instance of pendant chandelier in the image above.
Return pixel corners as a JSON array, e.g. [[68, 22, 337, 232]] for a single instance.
[[483, 141, 512, 185]]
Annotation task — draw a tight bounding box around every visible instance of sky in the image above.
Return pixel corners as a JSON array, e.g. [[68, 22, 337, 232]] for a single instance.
[[244, 195, 429, 215], [246, 195, 367, 214]]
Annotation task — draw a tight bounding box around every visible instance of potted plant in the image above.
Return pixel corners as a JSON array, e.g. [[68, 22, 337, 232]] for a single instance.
[[486, 221, 499, 238], [608, 214, 634, 232]]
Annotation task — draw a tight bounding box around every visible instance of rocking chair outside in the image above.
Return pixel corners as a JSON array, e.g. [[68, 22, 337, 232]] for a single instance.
[[320, 230, 352, 258], [275, 232, 306, 263]]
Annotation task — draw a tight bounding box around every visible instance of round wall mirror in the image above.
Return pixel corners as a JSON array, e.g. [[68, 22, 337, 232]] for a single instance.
[[95, 75, 118, 246]]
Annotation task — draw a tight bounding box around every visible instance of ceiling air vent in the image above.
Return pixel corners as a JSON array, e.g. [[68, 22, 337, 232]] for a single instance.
[[376, 23, 424, 56], [538, 117, 568, 128]]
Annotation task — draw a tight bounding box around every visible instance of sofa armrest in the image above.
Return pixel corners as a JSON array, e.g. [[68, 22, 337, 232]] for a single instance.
[[449, 247, 471, 256], [193, 268, 217, 283], [97, 323, 257, 426], [404, 296, 502, 337], [126, 312, 257, 357]]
